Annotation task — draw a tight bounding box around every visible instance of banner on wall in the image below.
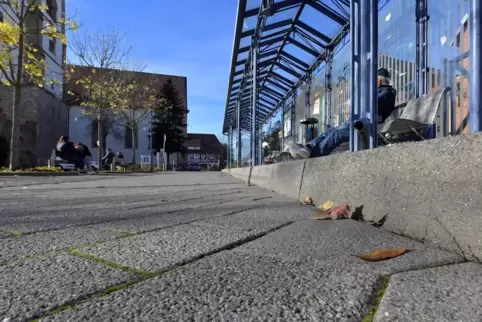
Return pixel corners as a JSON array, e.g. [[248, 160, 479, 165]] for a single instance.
[[187, 153, 219, 165]]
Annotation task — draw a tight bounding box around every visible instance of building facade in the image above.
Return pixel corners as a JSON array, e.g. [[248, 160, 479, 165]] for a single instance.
[[0, 0, 68, 167], [67, 67, 188, 165], [186, 134, 225, 169]]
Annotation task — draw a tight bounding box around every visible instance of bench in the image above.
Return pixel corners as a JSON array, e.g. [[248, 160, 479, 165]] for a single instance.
[[276, 87, 450, 161], [354, 87, 450, 145]]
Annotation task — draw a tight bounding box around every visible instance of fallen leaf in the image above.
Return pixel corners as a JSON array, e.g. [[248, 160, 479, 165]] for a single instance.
[[311, 215, 332, 220], [318, 200, 334, 211], [303, 196, 314, 205], [315, 209, 330, 215], [329, 203, 352, 220], [359, 248, 408, 262]]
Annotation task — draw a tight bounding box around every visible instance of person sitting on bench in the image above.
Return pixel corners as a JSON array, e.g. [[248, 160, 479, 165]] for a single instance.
[[56, 136, 85, 171], [102, 148, 115, 168], [285, 68, 397, 159], [74, 142, 91, 171]]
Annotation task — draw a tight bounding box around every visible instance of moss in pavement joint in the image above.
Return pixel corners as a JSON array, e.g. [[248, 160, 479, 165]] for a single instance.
[[0, 227, 22, 237], [362, 275, 391, 322], [67, 249, 152, 277]]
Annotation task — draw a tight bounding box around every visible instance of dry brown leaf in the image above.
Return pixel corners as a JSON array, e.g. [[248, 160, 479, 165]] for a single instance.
[[359, 248, 408, 262], [315, 209, 331, 215], [311, 215, 332, 220], [303, 196, 314, 205]]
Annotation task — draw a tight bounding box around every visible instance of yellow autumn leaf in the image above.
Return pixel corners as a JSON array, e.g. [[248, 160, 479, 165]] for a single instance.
[[318, 200, 334, 211]]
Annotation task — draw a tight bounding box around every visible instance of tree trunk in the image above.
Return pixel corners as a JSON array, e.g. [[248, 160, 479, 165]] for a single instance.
[[131, 111, 137, 164], [9, 85, 22, 170], [97, 117, 104, 167], [9, 28, 25, 170], [131, 126, 137, 164]]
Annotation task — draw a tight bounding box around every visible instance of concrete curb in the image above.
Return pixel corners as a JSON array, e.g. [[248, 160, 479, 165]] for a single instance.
[[223, 133, 482, 260]]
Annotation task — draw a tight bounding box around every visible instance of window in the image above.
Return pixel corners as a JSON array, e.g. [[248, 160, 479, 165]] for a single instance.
[[49, 38, 56, 53], [47, 0, 57, 22], [90, 120, 98, 148], [124, 126, 138, 149]]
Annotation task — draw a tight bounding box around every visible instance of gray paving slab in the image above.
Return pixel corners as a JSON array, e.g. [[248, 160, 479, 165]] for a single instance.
[[42, 251, 380, 322], [91, 202, 263, 233], [0, 252, 136, 321], [189, 202, 314, 232], [374, 262, 482, 322], [234, 220, 463, 275], [0, 192, 258, 234], [0, 186, 244, 217], [0, 227, 125, 262], [77, 224, 273, 272]]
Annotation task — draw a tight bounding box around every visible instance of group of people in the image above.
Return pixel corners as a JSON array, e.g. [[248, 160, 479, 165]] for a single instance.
[[284, 68, 397, 159], [55, 136, 120, 172]]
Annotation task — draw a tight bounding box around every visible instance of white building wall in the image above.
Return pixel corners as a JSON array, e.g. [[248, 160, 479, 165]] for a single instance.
[[68, 106, 150, 163], [68, 106, 184, 165]]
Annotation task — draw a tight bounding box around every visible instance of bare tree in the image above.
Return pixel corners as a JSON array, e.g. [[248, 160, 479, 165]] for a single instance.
[[117, 60, 157, 164], [68, 27, 132, 165]]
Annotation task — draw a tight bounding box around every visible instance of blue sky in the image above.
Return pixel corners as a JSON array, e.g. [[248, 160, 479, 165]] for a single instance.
[[66, 0, 237, 137]]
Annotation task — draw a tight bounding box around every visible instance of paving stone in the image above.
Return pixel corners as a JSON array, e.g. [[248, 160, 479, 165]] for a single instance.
[[0, 231, 11, 239], [42, 251, 380, 322], [0, 227, 124, 262], [0, 252, 136, 321], [77, 225, 266, 272], [234, 220, 463, 275], [374, 262, 482, 322], [92, 202, 262, 233], [0, 193, 257, 234]]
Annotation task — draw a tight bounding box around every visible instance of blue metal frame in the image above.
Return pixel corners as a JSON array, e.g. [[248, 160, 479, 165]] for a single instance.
[[291, 91, 297, 141], [251, 47, 258, 166], [415, 0, 429, 98], [304, 75, 312, 143], [368, 0, 378, 148], [470, 0, 482, 132], [325, 48, 333, 130], [236, 102, 242, 166], [350, 0, 361, 152]]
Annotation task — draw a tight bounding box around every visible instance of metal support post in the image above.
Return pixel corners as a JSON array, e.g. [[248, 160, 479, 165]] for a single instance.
[[251, 47, 258, 166], [415, 0, 429, 98], [280, 104, 285, 148], [228, 126, 233, 169], [291, 91, 297, 142], [236, 102, 242, 167], [470, 0, 482, 132], [325, 48, 333, 130], [304, 75, 312, 144], [258, 127, 263, 165], [358, 0, 370, 150], [350, 0, 361, 151], [368, 0, 379, 148]]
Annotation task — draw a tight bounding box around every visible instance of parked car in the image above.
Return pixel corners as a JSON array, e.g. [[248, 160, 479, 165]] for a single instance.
[[187, 163, 201, 171]]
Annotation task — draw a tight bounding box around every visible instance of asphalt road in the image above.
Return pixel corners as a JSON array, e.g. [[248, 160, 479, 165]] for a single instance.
[[0, 172, 480, 322]]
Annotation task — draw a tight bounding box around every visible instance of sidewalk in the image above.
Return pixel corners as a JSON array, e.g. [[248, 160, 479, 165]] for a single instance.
[[0, 173, 480, 321]]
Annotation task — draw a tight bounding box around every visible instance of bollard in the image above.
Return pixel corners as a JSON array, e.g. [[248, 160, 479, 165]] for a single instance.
[[111, 157, 116, 172], [49, 149, 56, 168]]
